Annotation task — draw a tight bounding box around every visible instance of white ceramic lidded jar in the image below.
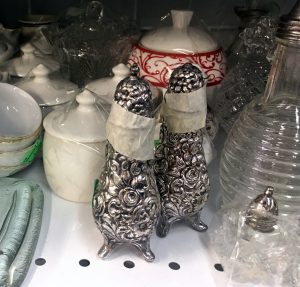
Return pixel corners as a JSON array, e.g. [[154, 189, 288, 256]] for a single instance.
[[15, 64, 79, 117], [128, 10, 226, 101], [6, 43, 60, 77], [43, 89, 107, 203]]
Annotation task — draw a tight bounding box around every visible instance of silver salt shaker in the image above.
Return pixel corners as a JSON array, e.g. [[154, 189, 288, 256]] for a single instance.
[[155, 63, 210, 237], [92, 64, 160, 262]]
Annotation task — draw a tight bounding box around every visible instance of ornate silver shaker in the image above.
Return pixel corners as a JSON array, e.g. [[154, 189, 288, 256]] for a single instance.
[[92, 64, 160, 262], [155, 63, 210, 237], [245, 186, 278, 233]]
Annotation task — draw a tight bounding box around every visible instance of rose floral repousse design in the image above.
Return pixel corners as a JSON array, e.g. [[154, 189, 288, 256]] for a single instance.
[[128, 44, 226, 89], [154, 123, 210, 236], [93, 64, 160, 262], [93, 143, 160, 261]]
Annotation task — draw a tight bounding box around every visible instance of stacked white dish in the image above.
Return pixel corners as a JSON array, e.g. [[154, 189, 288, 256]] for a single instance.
[[0, 83, 42, 176]]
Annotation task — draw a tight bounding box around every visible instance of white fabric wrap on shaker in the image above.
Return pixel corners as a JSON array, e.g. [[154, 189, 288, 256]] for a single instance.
[[106, 102, 156, 160], [163, 87, 207, 133]]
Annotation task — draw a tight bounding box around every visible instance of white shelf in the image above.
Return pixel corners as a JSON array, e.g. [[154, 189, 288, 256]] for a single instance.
[[16, 133, 228, 287]]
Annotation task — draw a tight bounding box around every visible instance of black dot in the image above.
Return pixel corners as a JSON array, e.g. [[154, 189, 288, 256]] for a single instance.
[[169, 262, 180, 270], [123, 260, 135, 268], [79, 259, 90, 267], [214, 263, 224, 272], [35, 258, 46, 266]]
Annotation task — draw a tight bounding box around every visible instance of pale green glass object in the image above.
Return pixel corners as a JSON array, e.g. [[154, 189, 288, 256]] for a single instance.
[[0, 178, 43, 287], [220, 1, 300, 216]]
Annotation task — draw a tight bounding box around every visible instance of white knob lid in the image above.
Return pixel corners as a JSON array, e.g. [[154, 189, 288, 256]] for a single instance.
[[21, 43, 35, 54], [171, 10, 193, 29], [112, 63, 130, 79], [44, 89, 106, 142], [32, 64, 51, 77], [76, 89, 96, 112]]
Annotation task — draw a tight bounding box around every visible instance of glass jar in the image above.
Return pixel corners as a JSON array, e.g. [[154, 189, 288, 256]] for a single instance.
[[45, 1, 138, 87], [220, 1, 300, 216]]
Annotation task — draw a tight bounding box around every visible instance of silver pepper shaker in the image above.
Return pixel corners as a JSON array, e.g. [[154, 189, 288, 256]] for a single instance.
[[155, 63, 210, 237], [245, 186, 278, 233], [92, 64, 160, 262]]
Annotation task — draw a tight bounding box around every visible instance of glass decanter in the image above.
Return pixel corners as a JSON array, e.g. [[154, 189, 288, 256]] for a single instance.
[[220, 0, 300, 216], [212, 16, 277, 133], [226, 6, 267, 66]]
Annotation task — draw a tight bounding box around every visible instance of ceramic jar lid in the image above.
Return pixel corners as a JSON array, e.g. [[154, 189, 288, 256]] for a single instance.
[[43, 89, 106, 142], [6, 43, 60, 77], [140, 10, 218, 53], [15, 64, 79, 106], [86, 63, 130, 104]]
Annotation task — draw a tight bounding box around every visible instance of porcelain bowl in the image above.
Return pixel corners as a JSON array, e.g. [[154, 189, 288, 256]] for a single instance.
[[0, 83, 42, 152], [0, 138, 41, 167], [0, 164, 31, 177]]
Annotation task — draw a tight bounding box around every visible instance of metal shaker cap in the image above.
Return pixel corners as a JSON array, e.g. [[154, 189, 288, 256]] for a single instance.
[[114, 64, 153, 118], [245, 186, 279, 233], [168, 63, 206, 93], [276, 0, 300, 43]]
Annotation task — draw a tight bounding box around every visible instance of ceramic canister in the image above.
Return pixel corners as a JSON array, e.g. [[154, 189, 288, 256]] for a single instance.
[[43, 89, 107, 203], [128, 10, 226, 102]]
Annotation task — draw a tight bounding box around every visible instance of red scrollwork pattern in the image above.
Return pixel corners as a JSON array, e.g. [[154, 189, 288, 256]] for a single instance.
[[128, 44, 226, 89]]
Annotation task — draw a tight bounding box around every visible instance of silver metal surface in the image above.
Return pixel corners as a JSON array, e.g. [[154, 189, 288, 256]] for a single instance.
[[167, 63, 206, 93], [155, 125, 210, 237], [245, 186, 279, 233], [277, 0, 300, 43], [92, 64, 160, 262], [154, 63, 210, 237], [114, 63, 153, 118]]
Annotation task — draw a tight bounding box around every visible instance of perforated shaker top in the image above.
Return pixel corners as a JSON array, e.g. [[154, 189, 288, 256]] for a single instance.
[[114, 64, 153, 118], [168, 63, 206, 93]]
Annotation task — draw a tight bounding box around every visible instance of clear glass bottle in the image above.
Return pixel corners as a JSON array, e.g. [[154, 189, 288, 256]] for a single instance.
[[226, 6, 267, 66], [212, 16, 276, 133], [220, 1, 300, 216]]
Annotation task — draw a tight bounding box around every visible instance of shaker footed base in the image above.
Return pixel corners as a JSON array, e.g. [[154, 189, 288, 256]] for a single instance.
[[156, 212, 208, 238], [98, 240, 155, 262]]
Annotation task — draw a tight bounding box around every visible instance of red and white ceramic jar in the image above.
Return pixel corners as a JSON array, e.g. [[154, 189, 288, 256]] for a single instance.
[[128, 10, 226, 102]]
